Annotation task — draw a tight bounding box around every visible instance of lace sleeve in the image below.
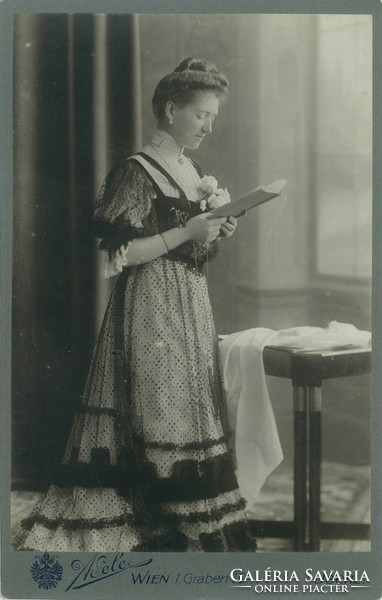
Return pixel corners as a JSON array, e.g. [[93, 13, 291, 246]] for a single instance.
[[94, 159, 158, 255]]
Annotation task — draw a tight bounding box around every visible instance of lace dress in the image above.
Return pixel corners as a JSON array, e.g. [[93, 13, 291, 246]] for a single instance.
[[20, 130, 257, 552]]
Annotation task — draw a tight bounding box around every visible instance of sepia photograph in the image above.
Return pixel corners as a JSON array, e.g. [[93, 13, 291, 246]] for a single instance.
[[1, 4, 379, 599], [10, 10, 372, 554]]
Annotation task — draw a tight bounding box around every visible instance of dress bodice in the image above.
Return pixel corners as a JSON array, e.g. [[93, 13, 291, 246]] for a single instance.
[[94, 129, 219, 275], [130, 150, 218, 273]]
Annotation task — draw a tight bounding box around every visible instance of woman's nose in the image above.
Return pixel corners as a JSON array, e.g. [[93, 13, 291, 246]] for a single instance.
[[202, 118, 213, 133]]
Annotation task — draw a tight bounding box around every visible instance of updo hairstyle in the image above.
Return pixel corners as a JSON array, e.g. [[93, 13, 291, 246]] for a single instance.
[[152, 57, 229, 121]]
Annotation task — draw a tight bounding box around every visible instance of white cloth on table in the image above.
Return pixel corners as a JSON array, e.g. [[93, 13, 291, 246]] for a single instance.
[[220, 321, 371, 506], [266, 321, 371, 351]]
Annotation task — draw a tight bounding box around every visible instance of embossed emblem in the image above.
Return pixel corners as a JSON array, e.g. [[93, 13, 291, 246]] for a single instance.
[[30, 552, 63, 589]]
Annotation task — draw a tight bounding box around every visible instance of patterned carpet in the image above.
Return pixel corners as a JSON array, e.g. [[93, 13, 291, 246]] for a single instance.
[[248, 460, 370, 552], [11, 461, 370, 552]]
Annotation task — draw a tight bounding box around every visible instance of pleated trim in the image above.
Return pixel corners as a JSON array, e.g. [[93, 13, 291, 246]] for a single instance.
[[131, 520, 257, 553], [21, 513, 136, 532], [53, 450, 238, 502], [21, 497, 247, 532], [132, 530, 189, 552], [77, 404, 120, 418], [152, 498, 246, 525], [133, 435, 228, 451], [200, 521, 257, 552]]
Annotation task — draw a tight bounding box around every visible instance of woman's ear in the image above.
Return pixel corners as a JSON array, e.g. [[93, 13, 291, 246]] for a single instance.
[[165, 101, 175, 124]]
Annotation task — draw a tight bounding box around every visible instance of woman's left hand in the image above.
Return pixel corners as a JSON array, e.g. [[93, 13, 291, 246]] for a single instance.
[[219, 215, 238, 238]]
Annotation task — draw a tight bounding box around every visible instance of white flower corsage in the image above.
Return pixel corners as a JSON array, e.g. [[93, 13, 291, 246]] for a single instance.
[[199, 175, 231, 212]]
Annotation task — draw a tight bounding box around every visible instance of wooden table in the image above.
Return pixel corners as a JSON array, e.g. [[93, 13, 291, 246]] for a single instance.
[[252, 345, 371, 551]]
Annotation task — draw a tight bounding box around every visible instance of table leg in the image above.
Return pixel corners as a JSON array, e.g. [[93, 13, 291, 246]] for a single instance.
[[293, 386, 308, 551], [308, 386, 322, 551]]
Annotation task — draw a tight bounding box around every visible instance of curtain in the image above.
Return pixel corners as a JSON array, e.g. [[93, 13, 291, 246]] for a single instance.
[[12, 13, 141, 489]]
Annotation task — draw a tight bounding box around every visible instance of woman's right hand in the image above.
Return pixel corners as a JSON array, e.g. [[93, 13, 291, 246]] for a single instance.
[[185, 213, 227, 244]]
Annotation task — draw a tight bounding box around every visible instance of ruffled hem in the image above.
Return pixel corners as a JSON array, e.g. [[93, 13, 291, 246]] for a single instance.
[[18, 485, 256, 552]]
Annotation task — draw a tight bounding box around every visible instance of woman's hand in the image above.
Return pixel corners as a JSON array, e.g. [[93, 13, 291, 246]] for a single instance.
[[185, 213, 227, 244], [219, 215, 238, 238]]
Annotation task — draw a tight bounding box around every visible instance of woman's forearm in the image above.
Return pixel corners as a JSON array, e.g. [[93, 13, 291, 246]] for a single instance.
[[125, 227, 191, 266]]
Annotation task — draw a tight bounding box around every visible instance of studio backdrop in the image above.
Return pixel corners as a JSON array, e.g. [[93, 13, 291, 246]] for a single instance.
[[12, 13, 372, 489]]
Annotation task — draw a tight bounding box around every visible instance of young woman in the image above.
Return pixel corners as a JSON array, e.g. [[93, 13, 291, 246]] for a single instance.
[[20, 58, 257, 552]]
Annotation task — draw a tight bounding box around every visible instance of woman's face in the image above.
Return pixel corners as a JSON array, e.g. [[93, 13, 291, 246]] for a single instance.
[[169, 91, 220, 150]]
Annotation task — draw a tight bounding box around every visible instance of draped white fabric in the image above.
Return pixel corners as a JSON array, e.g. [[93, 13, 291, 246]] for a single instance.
[[220, 328, 283, 505]]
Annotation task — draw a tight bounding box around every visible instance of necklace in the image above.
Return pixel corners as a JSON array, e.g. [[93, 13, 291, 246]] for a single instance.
[[148, 144, 201, 201], [150, 129, 185, 165]]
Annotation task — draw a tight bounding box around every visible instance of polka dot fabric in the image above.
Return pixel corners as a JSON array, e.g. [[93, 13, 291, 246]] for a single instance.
[[19, 142, 256, 553]]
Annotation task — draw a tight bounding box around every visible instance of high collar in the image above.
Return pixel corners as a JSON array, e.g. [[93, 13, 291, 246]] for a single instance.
[[150, 128, 185, 160]]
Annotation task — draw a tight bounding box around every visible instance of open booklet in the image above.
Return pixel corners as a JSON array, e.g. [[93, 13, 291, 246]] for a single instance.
[[208, 178, 287, 218]]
